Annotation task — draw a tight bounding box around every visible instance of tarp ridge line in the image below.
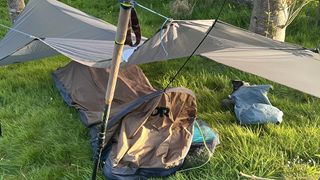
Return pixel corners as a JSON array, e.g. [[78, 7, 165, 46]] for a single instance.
[[134, 2, 170, 20], [134, 2, 172, 56]]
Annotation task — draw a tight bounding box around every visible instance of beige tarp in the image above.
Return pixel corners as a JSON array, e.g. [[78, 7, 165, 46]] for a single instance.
[[128, 20, 320, 98], [0, 0, 121, 66], [1, 1, 320, 98]]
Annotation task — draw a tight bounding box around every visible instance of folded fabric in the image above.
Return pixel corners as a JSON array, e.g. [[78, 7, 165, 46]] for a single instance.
[[231, 85, 283, 125]]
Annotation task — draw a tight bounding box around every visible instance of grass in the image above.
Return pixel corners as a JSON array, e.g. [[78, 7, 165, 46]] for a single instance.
[[0, 0, 320, 179]]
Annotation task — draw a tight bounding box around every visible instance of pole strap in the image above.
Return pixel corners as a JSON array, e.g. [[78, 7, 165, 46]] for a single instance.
[[121, 1, 133, 9], [125, 8, 142, 47], [115, 40, 125, 45]]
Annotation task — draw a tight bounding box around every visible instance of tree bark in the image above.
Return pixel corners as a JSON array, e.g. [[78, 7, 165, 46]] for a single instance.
[[6, 0, 25, 24], [249, 0, 290, 42]]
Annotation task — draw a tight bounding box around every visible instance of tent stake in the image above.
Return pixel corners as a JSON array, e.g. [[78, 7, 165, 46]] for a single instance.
[[91, 1, 132, 180]]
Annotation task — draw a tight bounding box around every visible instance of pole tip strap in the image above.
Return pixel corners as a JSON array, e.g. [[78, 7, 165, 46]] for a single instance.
[[115, 41, 125, 45], [120, 1, 133, 9]]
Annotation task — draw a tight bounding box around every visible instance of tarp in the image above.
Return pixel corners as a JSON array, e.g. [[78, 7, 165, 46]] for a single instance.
[[0, 0, 121, 67], [1, 1, 320, 97], [127, 20, 320, 98]]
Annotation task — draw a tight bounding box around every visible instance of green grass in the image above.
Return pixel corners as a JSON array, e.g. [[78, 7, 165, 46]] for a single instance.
[[1, 0, 320, 179]]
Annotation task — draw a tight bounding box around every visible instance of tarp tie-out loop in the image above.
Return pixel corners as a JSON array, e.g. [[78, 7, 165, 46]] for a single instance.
[[133, 2, 171, 55], [160, 18, 170, 56]]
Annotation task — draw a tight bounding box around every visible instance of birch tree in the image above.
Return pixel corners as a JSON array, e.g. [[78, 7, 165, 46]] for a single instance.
[[6, 0, 25, 23], [249, 0, 312, 42]]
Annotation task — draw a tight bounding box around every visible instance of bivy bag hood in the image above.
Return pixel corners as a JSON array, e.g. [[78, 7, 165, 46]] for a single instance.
[[102, 87, 197, 179]]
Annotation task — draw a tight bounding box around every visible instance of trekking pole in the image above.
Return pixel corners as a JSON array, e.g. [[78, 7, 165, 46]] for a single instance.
[[91, 1, 132, 179]]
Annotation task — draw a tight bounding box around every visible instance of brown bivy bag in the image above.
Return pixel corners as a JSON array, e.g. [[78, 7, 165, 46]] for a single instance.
[[52, 61, 197, 178]]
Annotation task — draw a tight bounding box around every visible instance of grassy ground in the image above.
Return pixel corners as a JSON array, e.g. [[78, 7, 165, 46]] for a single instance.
[[0, 0, 320, 179]]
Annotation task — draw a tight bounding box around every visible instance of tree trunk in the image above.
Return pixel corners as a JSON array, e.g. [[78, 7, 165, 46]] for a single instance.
[[249, 0, 290, 42], [6, 0, 25, 23]]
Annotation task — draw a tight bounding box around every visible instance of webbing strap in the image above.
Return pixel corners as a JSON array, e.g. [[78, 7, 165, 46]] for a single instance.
[[120, 1, 132, 9], [125, 8, 142, 47]]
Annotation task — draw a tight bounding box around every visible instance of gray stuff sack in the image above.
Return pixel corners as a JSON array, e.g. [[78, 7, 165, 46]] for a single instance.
[[231, 85, 283, 125]]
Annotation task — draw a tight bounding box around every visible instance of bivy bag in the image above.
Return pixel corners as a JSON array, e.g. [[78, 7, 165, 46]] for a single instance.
[[101, 87, 197, 179], [52, 62, 197, 179]]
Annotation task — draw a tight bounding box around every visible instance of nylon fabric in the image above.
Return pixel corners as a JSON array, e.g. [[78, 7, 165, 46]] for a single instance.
[[127, 20, 320, 98]]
